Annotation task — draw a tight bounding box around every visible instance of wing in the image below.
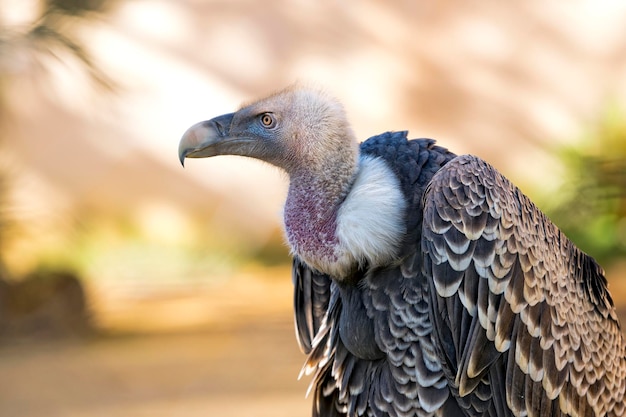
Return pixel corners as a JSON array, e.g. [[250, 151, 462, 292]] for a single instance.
[[293, 256, 334, 354], [421, 155, 626, 417], [293, 258, 350, 417]]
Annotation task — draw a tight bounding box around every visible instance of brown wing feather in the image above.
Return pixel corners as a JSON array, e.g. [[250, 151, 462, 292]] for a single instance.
[[293, 257, 334, 354], [422, 155, 626, 417]]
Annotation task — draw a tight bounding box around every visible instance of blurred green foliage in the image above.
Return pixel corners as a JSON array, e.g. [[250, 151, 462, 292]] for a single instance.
[[541, 105, 626, 267]]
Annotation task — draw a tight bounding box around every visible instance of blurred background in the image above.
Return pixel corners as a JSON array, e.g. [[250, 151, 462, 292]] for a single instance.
[[0, 1, 625, 416]]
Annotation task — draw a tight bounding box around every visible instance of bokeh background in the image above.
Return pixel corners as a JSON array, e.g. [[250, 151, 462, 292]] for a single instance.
[[1, 1, 625, 416]]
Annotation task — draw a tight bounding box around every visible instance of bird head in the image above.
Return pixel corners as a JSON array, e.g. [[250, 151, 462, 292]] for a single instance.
[[178, 85, 359, 177]]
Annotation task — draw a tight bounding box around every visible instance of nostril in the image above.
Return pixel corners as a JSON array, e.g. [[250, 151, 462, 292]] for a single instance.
[[212, 119, 226, 136], [209, 113, 233, 137]]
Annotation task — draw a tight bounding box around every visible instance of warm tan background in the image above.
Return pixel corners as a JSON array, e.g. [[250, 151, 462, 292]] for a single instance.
[[0, 1, 625, 416]]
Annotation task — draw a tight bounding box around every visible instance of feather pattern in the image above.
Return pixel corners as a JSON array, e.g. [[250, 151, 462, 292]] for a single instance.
[[422, 155, 626, 416], [294, 137, 626, 416]]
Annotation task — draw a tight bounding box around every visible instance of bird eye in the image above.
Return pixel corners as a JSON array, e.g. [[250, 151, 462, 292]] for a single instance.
[[260, 113, 275, 128]]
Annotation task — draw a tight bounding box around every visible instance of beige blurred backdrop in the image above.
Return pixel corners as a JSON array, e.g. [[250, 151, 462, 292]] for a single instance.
[[0, 1, 625, 416]]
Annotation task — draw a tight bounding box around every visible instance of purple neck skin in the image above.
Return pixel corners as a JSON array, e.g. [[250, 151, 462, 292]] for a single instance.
[[283, 174, 345, 263]]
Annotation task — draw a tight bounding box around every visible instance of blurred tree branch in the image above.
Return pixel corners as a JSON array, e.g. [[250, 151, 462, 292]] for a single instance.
[[0, 0, 120, 272], [1, 0, 118, 92]]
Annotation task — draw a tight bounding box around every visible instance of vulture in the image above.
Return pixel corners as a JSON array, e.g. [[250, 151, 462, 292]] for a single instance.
[[178, 85, 626, 417]]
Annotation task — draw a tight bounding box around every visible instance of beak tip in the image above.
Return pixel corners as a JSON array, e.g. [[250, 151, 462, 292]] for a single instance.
[[178, 113, 234, 167]]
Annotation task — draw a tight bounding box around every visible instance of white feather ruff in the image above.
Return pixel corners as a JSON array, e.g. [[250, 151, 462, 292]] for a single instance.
[[333, 155, 407, 273]]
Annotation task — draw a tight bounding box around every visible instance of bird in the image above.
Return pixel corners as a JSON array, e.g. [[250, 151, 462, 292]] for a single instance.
[[178, 85, 626, 417]]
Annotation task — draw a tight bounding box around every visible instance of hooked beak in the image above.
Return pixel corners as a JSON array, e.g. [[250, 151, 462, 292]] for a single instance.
[[178, 113, 235, 167]]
